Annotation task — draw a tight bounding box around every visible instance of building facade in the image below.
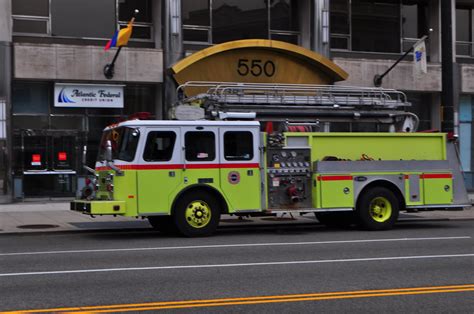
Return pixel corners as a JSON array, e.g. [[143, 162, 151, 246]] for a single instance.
[[0, 0, 473, 202]]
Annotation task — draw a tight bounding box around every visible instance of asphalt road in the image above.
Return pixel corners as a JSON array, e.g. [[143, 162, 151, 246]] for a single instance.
[[0, 220, 473, 313]]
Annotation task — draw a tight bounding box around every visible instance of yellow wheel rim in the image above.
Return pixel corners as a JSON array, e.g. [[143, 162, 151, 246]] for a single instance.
[[369, 197, 392, 222], [185, 200, 212, 228]]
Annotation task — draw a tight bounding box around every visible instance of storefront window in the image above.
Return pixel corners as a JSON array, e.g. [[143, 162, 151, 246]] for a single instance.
[[459, 96, 473, 189], [12, 82, 50, 114], [466, 103, 474, 191], [12, 116, 49, 130], [11, 81, 157, 171], [124, 85, 156, 116]]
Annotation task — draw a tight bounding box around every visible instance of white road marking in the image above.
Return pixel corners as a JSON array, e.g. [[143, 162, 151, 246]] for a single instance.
[[1, 253, 473, 277], [0, 236, 470, 257]]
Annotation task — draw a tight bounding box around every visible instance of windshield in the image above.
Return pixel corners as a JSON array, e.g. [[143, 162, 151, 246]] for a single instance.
[[98, 127, 140, 162]]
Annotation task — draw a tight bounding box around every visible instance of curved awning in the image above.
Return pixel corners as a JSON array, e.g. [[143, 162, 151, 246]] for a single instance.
[[171, 39, 348, 91]]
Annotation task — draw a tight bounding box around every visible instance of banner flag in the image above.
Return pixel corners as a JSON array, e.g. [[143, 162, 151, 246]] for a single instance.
[[414, 39, 427, 75]]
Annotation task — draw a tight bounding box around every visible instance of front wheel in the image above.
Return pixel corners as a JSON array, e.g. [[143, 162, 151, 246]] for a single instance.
[[356, 187, 399, 230], [173, 191, 221, 237]]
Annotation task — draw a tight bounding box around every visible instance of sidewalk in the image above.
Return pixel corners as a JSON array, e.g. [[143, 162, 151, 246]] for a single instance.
[[0, 201, 473, 235]]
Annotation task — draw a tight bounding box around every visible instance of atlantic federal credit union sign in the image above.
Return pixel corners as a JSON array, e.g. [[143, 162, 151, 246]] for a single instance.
[[54, 83, 124, 108]]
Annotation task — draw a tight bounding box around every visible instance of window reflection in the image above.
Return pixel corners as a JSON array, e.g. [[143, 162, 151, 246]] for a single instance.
[[182, 0, 301, 45], [330, 0, 431, 54], [182, 0, 210, 26], [270, 0, 298, 31], [352, 0, 400, 53], [456, 7, 472, 57], [212, 0, 269, 43]]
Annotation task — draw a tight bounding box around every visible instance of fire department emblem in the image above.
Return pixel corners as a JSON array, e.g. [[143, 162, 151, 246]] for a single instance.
[[228, 171, 241, 185]]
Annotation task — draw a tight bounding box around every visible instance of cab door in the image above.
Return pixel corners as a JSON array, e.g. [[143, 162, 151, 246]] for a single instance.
[[219, 127, 261, 212], [179, 125, 221, 192], [137, 128, 182, 215]]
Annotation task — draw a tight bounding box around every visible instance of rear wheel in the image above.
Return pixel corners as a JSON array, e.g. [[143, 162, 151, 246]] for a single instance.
[[173, 191, 221, 237], [356, 187, 399, 230]]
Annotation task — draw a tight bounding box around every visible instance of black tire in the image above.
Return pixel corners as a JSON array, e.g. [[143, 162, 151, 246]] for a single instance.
[[356, 187, 399, 231], [148, 216, 177, 234], [173, 190, 221, 237], [315, 212, 355, 228]]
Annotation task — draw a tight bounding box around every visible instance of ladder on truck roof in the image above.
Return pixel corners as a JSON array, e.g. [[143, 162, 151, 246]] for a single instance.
[[174, 81, 419, 132], [177, 81, 410, 109]]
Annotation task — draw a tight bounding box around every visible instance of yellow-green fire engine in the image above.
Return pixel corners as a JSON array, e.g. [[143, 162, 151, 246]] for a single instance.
[[71, 83, 469, 236]]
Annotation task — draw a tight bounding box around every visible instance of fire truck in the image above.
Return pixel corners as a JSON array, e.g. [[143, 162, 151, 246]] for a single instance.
[[71, 82, 470, 236]]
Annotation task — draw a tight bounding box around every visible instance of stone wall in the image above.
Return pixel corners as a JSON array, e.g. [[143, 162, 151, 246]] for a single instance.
[[14, 43, 163, 83]]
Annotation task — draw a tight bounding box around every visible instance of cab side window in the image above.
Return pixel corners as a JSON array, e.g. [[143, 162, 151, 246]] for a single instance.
[[224, 131, 253, 161], [185, 131, 215, 161], [143, 131, 176, 162]]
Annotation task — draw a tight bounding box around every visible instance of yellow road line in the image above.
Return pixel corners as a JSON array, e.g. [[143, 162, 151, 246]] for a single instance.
[[2, 284, 474, 313]]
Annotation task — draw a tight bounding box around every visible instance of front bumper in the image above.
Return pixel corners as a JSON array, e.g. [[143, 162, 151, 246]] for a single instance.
[[70, 200, 126, 215]]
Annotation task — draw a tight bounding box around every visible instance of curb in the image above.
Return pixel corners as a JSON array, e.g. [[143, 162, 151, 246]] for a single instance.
[[1, 217, 473, 236]]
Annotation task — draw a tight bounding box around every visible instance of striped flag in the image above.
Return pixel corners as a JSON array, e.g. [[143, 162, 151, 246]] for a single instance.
[[105, 18, 134, 51]]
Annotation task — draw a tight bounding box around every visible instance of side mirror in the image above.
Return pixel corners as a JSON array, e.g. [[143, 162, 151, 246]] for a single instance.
[[105, 140, 113, 162], [82, 145, 96, 175]]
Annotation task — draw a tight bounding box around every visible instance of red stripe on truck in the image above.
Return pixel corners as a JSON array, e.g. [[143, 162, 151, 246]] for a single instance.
[[96, 163, 259, 171], [421, 173, 452, 179], [318, 175, 353, 181]]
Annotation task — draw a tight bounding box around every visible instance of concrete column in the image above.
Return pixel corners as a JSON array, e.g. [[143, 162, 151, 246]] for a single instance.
[[152, 0, 163, 119], [299, 0, 312, 50], [163, 0, 183, 119], [0, 0, 12, 202], [312, 0, 329, 57]]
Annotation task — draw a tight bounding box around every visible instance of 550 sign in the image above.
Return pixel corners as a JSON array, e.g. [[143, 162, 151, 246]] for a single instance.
[[237, 59, 276, 77]]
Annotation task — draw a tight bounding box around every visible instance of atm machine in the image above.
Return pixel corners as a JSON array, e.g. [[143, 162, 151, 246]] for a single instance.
[[13, 129, 86, 199]]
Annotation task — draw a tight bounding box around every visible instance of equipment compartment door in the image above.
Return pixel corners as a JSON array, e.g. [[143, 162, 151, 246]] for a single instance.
[[422, 173, 453, 205], [137, 128, 182, 214], [319, 175, 354, 208], [219, 128, 261, 212]]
